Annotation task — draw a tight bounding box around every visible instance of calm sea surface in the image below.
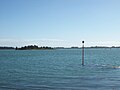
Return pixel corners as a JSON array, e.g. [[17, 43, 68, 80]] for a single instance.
[[0, 49, 120, 90]]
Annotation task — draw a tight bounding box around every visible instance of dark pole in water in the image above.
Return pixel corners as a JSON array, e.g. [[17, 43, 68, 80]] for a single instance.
[[82, 41, 84, 66]]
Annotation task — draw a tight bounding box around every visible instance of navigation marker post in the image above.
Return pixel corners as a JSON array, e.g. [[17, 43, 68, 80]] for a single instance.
[[82, 41, 84, 66]]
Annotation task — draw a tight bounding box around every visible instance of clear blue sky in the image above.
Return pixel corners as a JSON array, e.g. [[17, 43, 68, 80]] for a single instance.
[[0, 0, 120, 47]]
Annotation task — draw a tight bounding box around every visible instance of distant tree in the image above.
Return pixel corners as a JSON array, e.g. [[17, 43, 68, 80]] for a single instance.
[[15, 47, 18, 50]]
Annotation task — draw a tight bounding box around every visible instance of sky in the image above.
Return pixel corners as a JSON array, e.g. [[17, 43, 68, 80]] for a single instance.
[[0, 0, 120, 47]]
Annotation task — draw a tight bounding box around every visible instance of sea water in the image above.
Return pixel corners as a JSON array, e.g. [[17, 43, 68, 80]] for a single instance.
[[0, 48, 120, 90]]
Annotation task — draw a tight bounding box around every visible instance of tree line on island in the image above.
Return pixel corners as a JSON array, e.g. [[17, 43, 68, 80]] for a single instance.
[[16, 45, 53, 50]]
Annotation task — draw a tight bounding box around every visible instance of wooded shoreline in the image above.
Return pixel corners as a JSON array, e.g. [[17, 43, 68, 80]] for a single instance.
[[0, 45, 120, 50]]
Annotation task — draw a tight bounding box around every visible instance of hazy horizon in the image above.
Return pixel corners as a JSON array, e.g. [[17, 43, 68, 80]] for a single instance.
[[1, 0, 120, 47]]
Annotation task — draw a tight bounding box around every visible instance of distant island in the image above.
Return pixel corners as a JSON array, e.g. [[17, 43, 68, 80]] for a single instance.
[[16, 45, 53, 50]]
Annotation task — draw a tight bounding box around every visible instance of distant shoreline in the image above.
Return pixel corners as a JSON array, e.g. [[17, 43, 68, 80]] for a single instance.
[[0, 45, 120, 50]]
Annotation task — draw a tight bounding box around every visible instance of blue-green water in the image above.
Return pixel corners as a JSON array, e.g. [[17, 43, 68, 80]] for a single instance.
[[0, 49, 120, 90]]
